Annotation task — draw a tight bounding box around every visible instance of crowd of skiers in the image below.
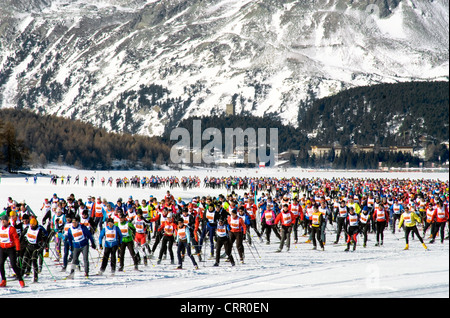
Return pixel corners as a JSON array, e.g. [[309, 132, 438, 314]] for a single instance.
[[1, 176, 448, 288]]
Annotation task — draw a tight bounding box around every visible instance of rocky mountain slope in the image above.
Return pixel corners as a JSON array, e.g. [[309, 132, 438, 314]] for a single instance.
[[0, 0, 448, 137]]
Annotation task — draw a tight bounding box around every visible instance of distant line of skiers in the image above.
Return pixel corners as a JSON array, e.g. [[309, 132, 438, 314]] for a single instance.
[[38, 174, 202, 189]]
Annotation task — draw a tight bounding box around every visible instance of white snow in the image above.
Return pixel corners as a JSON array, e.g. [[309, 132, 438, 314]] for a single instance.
[[374, 1, 406, 39], [0, 167, 448, 298]]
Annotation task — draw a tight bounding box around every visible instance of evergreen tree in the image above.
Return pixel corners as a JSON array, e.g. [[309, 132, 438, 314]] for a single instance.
[[0, 122, 29, 172], [0, 119, 3, 164]]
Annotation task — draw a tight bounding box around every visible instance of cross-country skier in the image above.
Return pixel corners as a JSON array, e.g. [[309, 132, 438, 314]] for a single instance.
[[310, 205, 324, 250], [20, 217, 46, 282], [373, 204, 389, 246], [429, 201, 448, 244], [359, 206, 371, 247], [228, 209, 246, 263], [61, 212, 75, 271], [91, 197, 107, 233], [0, 214, 25, 288], [199, 203, 220, 258], [98, 217, 123, 275], [345, 207, 360, 252], [398, 207, 427, 250], [274, 204, 295, 252], [156, 215, 177, 265], [318, 199, 332, 245], [66, 215, 97, 279], [52, 208, 65, 261], [261, 203, 280, 245], [117, 212, 139, 271], [334, 200, 348, 244], [390, 199, 405, 233], [214, 218, 234, 267], [423, 203, 436, 238], [133, 211, 152, 265], [175, 219, 198, 270], [289, 197, 302, 244], [149, 207, 170, 257]]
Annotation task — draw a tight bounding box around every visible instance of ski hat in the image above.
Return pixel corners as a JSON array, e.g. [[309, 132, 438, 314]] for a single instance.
[[0, 214, 9, 221], [30, 217, 38, 226]]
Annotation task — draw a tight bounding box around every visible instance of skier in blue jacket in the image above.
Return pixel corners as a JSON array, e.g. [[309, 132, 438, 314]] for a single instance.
[[66, 215, 96, 279], [199, 204, 221, 258], [98, 218, 122, 275], [389, 199, 405, 233]]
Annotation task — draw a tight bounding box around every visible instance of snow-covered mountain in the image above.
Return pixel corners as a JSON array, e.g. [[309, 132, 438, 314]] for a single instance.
[[0, 0, 448, 137]]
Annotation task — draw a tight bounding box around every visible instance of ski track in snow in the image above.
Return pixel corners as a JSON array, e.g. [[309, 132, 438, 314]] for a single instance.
[[0, 167, 448, 298]]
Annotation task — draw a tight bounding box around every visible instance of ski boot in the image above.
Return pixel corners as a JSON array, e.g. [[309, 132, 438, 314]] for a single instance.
[[65, 270, 75, 280]]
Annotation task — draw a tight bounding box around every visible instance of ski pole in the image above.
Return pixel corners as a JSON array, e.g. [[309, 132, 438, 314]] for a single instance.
[[39, 253, 57, 282], [202, 240, 207, 267], [251, 238, 262, 259], [231, 246, 241, 266], [140, 244, 153, 266], [88, 248, 95, 267], [47, 238, 63, 264], [18, 250, 39, 275], [244, 240, 259, 264], [95, 248, 103, 268], [6, 259, 13, 278]]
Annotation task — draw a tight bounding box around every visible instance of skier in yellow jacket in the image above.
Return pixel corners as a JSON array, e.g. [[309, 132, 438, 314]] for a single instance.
[[398, 207, 427, 250], [346, 196, 361, 215]]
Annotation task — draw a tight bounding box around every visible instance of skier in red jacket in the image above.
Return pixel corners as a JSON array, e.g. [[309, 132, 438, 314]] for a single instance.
[[0, 214, 25, 288], [228, 209, 246, 264], [274, 204, 295, 252], [430, 201, 449, 244]]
